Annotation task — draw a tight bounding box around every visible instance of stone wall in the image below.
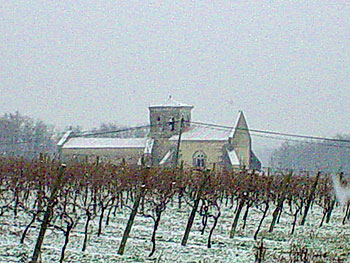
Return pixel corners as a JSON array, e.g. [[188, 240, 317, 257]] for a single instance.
[[61, 147, 144, 165], [176, 140, 227, 168], [149, 107, 192, 138]]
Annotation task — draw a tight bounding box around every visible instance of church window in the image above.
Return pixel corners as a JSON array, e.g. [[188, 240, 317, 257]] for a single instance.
[[193, 150, 207, 168], [169, 117, 175, 131]]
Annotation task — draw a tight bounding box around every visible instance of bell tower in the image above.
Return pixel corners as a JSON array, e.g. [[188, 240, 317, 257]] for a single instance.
[[149, 96, 193, 138], [148, 96, 193, 165]]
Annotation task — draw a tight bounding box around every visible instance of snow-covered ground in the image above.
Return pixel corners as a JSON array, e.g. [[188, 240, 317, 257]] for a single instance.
[[1, 199, 350, 262]]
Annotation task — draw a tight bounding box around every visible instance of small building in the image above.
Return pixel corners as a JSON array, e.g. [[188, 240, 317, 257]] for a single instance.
[[58, 96, 261, 170]]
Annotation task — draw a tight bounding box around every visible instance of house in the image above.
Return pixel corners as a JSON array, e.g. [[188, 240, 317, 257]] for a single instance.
[[58, 96, 261, 170]]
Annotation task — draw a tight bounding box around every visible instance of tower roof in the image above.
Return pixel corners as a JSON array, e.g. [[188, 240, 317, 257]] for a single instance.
[[229, 111, 250, 138], [149, 96, 193, 108]]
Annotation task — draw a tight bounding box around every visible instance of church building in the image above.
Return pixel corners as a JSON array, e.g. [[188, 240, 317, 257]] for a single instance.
[[58, 97, 261, 170]]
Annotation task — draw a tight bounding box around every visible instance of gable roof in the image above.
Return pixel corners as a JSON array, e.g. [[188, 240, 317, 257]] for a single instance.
[[229, 111, 250, 139]]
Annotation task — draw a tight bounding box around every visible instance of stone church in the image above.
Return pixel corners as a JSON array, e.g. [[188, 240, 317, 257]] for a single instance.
[[58, 97, 261, 170]]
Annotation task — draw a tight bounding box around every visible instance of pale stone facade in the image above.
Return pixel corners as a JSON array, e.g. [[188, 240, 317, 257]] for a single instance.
[[58, 97, 261, 170], [58, 137, 153, 165], [61, 147, 144, 165], [175, 141, 226, 168]]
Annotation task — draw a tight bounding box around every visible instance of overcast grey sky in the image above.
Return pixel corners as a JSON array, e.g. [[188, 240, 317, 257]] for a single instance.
[[1, 1, 349, 143]]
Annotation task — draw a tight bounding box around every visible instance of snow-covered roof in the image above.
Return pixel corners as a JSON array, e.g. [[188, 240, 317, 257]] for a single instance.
[[228, 127, 235, 139], [159, 150, 174, 165], [57, 130, 73, 147], [149, 96, 193, 108], [169, 125, 231, 141], [227, 149, 240, 166], [62, 137, 148, 149], [144, 138, 154, 154]]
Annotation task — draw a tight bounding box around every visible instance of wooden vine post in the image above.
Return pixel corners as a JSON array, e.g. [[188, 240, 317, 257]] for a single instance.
[[181, 169, 211, 246], [31, 163, 66, 263], [300, 171, 321, 226], [117, 167, 148, 255], [174, 117, 184, 167], [268, 170, 293, 233], [229, 197, 245, 238]]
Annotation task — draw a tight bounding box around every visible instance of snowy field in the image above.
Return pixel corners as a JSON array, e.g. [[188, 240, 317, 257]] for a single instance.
[[1, 198, 350, 263]]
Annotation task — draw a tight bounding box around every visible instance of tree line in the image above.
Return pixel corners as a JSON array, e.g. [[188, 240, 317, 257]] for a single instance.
[[270, 136, 350, 173], [0, 111, 148, 159]]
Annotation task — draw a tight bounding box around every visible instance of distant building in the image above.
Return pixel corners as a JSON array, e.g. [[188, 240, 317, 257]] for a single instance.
[[58, 96, 261, 170]]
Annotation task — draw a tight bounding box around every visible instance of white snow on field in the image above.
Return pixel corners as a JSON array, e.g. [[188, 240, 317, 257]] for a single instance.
[[1, 197, 350, 262]]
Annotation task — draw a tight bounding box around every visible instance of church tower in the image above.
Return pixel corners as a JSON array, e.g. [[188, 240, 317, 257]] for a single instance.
[[149, 96, 193, 138], [148, 96, 193, 165], [229, 111, 252, 169]]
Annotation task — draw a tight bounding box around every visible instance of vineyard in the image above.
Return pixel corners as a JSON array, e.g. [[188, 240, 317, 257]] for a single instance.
[[1, 157, 350, 262]]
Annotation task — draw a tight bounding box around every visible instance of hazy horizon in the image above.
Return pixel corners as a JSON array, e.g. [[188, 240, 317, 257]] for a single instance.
[[1, 1, 349, 152]]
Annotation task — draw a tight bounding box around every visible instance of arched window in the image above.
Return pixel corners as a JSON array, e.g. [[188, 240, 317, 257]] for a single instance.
[[193, 150, 207, 168], [169, 117, 175, 131]]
